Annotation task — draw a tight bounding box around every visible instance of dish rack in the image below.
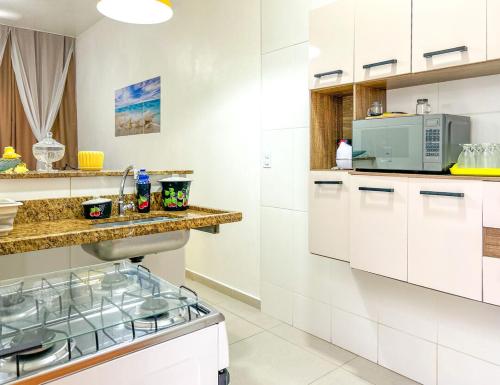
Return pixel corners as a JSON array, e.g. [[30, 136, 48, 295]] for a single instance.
[[450, 164, 500, 177]]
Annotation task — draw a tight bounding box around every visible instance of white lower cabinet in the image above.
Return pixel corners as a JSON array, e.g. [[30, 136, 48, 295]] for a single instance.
[[483, 257, 500, 306], [349, 175, 408, 281], [309, 171, 350, 261], [482, 181, 500, 228], [408, 179, 483, 301]]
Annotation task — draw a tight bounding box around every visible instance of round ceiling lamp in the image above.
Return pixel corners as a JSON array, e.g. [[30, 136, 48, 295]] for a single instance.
[[97, 0, 173, 25]]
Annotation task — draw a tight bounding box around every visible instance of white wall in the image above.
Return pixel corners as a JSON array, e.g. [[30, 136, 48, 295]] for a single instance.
[[76, 0, 261, 297], [260, 1, 500, 384]]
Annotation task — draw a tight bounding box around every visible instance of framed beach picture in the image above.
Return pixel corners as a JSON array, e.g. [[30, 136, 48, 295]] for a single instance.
[[115, 76, 161, 137]]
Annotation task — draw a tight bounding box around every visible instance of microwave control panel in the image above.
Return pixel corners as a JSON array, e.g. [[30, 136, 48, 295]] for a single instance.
[[424, 118, 441, 159]]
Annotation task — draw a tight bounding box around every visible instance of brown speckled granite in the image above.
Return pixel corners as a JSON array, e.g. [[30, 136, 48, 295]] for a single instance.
[[0, 170, 193, 179], [1, 193, 242, 255]]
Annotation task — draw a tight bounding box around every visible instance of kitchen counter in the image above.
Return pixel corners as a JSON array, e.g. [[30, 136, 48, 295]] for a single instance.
[[0, 193, 241, 255], [0, 207, 241, 255], [0, 169, 193, 179]]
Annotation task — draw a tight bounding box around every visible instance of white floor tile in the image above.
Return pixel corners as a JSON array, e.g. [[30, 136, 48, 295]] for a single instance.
[[332, 309, 377, 362], [293, 294, 331, 341], [310, 368, 372, 385], [378, 325, 437, 385], [222, 309, 264, 345], [229, 332, 336, 385], [269, 323, 355, 367], [438, 346, 500, 385]]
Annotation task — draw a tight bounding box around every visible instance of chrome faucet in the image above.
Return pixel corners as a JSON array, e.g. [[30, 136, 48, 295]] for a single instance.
[[118, 165, 136, 216]]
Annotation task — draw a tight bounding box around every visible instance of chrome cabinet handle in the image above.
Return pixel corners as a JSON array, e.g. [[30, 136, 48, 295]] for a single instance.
[[314, 181, 343, 185], [420, 190, 464, 198], [363, 59, 397, 69], [314, 69, 343, 79], [359, 187, 394, 193], [423, 46, 468, 58]]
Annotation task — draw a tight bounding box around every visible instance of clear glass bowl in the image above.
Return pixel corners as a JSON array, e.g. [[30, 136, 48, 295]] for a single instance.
[[32, 132, 65, 172]]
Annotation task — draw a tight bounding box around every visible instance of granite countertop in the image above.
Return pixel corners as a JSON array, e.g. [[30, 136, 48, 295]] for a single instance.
[[0, 169, 193, 179], [0, 207, 242, 255]]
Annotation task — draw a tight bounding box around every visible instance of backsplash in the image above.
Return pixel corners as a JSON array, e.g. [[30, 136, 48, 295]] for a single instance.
[[387, 73, 500, 143]]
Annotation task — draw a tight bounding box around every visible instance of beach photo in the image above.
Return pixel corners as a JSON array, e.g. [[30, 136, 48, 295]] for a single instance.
[[115, 76, 161, 136]]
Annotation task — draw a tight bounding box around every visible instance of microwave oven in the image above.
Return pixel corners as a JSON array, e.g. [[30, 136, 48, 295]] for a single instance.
[[352, 114, 471, 172]]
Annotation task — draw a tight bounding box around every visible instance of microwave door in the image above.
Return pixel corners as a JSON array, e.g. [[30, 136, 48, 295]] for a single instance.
[[353, 117, 424, 171]]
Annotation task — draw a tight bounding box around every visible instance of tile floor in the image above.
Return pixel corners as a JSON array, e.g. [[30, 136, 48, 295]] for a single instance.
[[185, 278, 420, 385]]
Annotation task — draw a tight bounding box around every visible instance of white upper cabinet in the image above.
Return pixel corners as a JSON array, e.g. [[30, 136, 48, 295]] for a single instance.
[[354, 0, 412, 81], [407, 179, 483, 301], [309, 0, 354, 89], [488, 0, 500, 60], [412, 0, 487, 72], [349, 175, 408, 281], [309, 171, 350, 261]]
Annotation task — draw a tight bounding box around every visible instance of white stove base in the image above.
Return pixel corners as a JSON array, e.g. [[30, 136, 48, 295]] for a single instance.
[[49, 323, 229, 385]]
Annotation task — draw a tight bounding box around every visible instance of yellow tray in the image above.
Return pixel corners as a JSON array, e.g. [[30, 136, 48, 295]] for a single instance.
[[450, 164, 500, 176]]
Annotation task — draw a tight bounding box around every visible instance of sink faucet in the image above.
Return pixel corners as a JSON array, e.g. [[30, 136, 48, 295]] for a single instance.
[[118, 165, 136, 217]]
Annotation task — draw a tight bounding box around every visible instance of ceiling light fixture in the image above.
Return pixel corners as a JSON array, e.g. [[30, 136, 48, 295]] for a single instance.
[[96, 0, 173, 25]]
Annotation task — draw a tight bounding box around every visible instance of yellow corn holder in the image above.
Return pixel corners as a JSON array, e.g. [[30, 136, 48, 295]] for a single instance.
[[78, 151, 104, 171]]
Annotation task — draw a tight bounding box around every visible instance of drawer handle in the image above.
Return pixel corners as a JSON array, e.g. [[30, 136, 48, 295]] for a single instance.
[[314, 69, 343, 79], [423, 46, 468, 58], [359, 187, 394, 193], [315, 180, 343, 185], [420, 190, 464, 198], [362, 59, 397, 69]]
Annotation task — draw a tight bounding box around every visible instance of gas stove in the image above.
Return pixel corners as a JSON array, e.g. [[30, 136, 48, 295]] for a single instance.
[[0, 262, 228, 385]]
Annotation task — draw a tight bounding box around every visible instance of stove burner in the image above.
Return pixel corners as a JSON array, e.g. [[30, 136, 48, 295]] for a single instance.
[[9, 328, 56, 356], [0, 296, 37, 324], [0, 338, 75, 374], [131, 312, 186, 332], [101, 272, 131, 292], [139, 297, 169, 314]]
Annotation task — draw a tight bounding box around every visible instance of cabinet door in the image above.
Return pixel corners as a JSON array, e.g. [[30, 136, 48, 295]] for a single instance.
[[309, 0, 354, 89], [350, 176, 408, 280], [488, 0, 500, 60], [309, 171, 350, 261], [354, 0, 411, 81], [412, 0, 487, 72], [483, 182, 500, 228], [483, 257, 500, 306], [408, 179, 483, 300]]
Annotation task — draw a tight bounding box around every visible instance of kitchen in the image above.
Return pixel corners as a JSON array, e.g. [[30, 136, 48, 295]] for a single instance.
[[0, 0, 500, 384]]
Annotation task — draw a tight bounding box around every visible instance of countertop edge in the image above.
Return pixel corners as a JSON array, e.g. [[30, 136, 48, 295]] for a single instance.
[[0, 170, 194, 179]]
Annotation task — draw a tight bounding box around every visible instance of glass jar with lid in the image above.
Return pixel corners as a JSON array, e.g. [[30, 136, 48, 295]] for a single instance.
[[32, 132, 65, 172], [416, 99, 432, 115]]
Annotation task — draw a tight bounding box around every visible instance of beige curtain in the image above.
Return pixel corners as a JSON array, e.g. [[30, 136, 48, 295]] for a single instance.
[[10, 28, 75, 143], [0, 37, 78, 170]]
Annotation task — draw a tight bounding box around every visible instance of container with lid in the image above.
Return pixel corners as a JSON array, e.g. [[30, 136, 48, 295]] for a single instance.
[[0, 199, 22, 237], [81, 197, 112, 219], [136, 169, 151, 213], [32, 132, 65, 172], [416, 99, 432, 115], [158, 174, 192, 211]]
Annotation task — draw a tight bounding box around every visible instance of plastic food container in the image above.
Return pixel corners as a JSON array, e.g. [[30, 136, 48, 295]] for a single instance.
[[82, 197, 112, 219], [158, 175, 192, 211], [0, 199, 23, 237], [78, 151, 105, 171]]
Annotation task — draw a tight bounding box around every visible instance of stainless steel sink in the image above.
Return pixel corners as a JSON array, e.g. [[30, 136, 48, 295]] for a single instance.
[[91, 216, 178, 229], [81, 217, 190, 261]]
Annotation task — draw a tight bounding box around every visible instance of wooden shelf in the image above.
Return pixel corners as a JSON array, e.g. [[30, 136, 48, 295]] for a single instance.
[[310, 58, 500, 171]]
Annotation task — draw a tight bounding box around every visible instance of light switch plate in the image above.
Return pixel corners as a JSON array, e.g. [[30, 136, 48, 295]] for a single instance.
[[263, 152, 272, 168]]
